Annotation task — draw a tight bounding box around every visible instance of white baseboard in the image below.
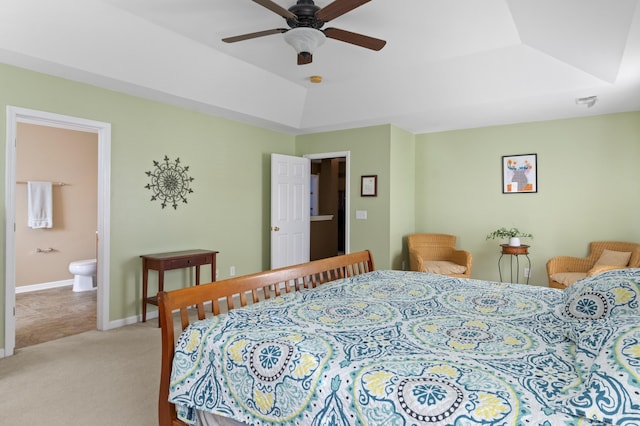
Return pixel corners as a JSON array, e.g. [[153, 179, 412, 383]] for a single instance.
[[16, 279, 73, 294], [106, 300, 218, 330], [106, 311, 158, 330]]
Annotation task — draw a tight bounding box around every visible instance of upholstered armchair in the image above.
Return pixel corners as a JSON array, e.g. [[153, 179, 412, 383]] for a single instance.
[[407, 233, 472, 278], [546, 241, 640, 289]]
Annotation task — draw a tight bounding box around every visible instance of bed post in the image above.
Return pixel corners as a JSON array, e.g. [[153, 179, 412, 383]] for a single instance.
[[158, 291, 184, 426]]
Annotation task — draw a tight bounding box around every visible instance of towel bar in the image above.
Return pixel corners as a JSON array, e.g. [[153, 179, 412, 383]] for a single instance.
[[17, 181, 67, 186]]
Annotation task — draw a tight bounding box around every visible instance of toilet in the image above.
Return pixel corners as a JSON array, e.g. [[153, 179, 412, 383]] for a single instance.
[[69, 259, 97, 292]]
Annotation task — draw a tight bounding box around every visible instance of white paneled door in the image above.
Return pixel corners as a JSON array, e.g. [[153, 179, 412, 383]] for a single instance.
[[270, 154, 310, 269]]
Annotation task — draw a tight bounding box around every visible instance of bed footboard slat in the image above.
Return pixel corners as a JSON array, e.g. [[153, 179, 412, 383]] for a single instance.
[[195, 303, 205, 320], [309, 273, 319, 288], [179, 308, 189, 330]]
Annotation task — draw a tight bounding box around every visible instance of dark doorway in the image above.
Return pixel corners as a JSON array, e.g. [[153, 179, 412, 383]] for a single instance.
[[310, 157, 346, 260]]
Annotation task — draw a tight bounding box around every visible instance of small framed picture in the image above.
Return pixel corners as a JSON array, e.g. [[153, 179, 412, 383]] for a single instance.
[[502, 154, 537, 194], [361, 175, 377, 197]]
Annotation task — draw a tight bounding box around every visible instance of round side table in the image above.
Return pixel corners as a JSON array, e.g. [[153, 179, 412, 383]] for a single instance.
[[498, 244, 531, 284]]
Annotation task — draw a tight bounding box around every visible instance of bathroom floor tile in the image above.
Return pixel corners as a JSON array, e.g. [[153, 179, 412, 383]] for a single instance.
[[15, 286, 96, 349]]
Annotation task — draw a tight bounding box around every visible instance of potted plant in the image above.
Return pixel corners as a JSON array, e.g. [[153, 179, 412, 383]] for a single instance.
[[486, 227, 533, 247]]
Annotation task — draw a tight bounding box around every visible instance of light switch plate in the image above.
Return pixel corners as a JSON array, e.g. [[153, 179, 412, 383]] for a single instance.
[[356, 210, 367, 219]]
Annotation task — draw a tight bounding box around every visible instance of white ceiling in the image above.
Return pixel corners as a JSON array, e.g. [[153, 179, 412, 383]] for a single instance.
[[1, 0, 639, 135]]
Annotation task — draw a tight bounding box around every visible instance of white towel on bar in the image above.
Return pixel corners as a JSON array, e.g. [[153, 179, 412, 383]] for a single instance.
[[27, 181, 53, 229]]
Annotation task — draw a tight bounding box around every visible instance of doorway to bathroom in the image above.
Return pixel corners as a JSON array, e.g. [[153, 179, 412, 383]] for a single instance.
[[14, 123, 97, 349], [4, 107, 111, 357]]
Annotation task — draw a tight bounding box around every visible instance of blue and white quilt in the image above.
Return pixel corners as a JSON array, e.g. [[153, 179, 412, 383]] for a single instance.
[[169, 269, 640, 425]]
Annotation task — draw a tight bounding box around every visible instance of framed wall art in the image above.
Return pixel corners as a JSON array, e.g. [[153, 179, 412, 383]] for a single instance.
[[361, 175, 377, 197], [502, 154, 537, 194]]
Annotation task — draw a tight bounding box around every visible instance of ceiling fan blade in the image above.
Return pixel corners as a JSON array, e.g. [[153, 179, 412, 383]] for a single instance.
[[324, 27, 386, 50], [316, 0, 371, 22], [297, 52, 313, 65], [252, 0, 297, 20], [222, 28, 288, 43]]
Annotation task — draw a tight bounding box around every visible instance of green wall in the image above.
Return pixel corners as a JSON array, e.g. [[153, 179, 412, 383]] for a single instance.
[[0, 63, 295, 349], [415, 112, 640, 283], [1, 61, 639, 354], [295, 125, 415, 270], [389, 126, 416, 269], [296, 125, 394, 268]]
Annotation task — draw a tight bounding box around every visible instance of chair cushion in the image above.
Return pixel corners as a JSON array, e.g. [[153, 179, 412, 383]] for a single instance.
[[594, 249, 632, 267], [422, 260, 466, 275], [550, 272, 587, 287]]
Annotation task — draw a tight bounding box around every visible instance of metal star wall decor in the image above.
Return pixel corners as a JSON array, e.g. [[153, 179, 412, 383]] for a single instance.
[[145, 155, 194, 209]]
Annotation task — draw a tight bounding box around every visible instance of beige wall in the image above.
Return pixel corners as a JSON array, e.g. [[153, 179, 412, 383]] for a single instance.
[[15, 123, 98, 287]]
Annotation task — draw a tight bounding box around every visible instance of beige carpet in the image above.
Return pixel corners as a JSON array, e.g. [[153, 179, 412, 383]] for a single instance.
[[0, 321, 160, 425]]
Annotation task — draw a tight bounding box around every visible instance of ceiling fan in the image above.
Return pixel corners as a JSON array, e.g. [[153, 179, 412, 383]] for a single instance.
[[222, 0, 386, 65]]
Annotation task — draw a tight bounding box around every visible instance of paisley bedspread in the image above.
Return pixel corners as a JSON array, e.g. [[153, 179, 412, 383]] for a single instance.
[[169, 270, 620, 425]]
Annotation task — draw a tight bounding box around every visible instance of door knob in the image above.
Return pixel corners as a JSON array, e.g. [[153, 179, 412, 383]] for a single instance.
[[273, 226, 280, 231]]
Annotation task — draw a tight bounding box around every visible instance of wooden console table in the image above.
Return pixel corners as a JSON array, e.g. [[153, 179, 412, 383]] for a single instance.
[[140, 249, 218, 323], [498, 244, 531, 284]]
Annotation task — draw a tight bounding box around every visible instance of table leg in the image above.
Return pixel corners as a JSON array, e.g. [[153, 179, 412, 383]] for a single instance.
[[195, 265, 201, 285], [509, 255, 516, 282], [156, 271, 165, 327], [498, 253, 505, 282], [142, 262, 148, 322]]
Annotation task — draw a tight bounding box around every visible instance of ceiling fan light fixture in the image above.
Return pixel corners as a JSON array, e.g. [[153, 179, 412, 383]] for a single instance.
[[284, 27, 326, 55]]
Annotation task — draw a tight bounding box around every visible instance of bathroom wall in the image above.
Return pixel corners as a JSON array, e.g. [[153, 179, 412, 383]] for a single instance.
[[15, 123, 98, 288]]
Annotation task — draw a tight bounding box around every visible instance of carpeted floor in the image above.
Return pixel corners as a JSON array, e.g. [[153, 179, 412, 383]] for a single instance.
[[0, 321, 161, 425]]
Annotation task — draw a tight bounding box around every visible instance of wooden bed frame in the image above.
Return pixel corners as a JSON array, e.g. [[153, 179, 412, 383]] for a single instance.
[[157, 250, 375, 426]]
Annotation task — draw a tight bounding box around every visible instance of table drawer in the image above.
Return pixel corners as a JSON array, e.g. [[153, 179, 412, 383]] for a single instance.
[[166, 254, 212, 270]]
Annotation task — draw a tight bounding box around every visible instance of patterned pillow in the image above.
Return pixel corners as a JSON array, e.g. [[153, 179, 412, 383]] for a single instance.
[[560, 316, 640, 424], [562, 268, 640, 321]]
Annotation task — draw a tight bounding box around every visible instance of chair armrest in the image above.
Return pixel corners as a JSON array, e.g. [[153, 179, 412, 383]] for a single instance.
[[546, 256, 594, 288], [546, 256, 593, 274], [450, 249, 472, 274], [408, 249, 425, 272]]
